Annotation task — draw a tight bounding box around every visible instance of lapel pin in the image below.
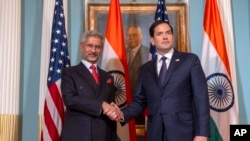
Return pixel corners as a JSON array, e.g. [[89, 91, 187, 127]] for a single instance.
[[176, 59, 180, 62]]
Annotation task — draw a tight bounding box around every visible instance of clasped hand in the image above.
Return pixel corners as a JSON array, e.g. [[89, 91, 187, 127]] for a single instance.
[[102, 102, 123, 122]]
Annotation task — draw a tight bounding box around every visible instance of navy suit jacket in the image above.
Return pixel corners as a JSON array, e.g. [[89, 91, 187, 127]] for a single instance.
[[122, 49, 210, 141], [60, 63, 117, 141]]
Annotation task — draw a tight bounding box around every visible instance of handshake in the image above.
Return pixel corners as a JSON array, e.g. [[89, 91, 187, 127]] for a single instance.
[[102, 101, 124, 122]]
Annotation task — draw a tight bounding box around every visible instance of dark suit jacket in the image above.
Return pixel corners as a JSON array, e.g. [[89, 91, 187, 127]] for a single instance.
[[126, 45, 149, 96], [122, 49, 210, 141], [126, 45, 149, 124], [60, 63, 117, 141]]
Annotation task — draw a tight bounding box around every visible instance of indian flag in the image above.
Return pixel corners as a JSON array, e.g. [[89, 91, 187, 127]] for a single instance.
[[100, 0, 137, 140], [201, 0, 239, 141]]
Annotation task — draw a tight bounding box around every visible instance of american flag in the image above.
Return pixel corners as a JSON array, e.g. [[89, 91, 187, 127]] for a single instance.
[[150, 0, 170, 59], [41, 0, 70, 140]]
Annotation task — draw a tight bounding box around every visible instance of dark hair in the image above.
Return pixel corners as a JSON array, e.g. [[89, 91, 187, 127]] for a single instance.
[[126, 24, 142, 34], [149, 20, 173, 37]]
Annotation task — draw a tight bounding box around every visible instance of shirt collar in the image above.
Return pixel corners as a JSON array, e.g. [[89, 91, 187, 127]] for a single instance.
[[81, 59, 97, 70], [127, 43, 141, 54], [157, 48, 174, 63]]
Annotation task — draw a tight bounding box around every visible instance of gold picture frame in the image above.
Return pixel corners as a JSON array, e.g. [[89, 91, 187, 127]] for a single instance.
[[86, 2, 190, 136], [86, 2, 190, 52]]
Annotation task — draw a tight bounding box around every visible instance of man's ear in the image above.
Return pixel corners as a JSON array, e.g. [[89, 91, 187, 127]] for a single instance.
[[150, 37, 154, 46], [79, 43, 83, 52]]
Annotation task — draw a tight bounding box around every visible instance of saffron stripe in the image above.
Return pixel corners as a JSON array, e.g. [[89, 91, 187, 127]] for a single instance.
[[203, 0, 231, 78]]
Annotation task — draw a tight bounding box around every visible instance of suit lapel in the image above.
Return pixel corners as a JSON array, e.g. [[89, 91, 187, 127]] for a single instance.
[[148, 58, 160, 87], [95, 67, 107, 98], [76, 63, 99, 90]]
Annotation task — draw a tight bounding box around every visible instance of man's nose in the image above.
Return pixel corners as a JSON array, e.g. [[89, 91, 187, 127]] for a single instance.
[[163, 33, 168, 39]]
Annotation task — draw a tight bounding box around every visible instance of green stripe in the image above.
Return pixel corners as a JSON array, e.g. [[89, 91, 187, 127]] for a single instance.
[[116, 134, 121, 141], [208, 117, 223, 141]]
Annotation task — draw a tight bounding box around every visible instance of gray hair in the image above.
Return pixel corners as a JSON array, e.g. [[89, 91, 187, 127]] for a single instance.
[[80, 30, 104, 46]]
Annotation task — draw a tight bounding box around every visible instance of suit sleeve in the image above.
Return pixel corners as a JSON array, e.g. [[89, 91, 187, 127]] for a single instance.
[[191, 55, 210, 136], [121, 67, 147, 125]]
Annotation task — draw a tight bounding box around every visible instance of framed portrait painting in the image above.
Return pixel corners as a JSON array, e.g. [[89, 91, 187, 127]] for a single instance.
[[86, 2, 190, 52]]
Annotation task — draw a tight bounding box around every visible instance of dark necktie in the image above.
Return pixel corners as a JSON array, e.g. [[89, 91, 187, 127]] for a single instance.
[[90, 65, 99, 84], [128, 50, 134, 66], [159, 57, 167, 86]]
